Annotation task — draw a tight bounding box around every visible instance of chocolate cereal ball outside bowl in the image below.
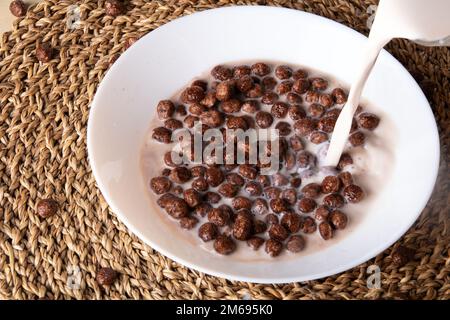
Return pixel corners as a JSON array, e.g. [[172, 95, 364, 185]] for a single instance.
[[88, 6, 440, 283]]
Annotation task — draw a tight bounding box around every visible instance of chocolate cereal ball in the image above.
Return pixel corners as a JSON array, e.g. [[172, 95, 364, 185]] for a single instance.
[[300, 216, 317, 234], [271, 102, 289, 118], [216, 81, 234, 101], [272, 173, 288, 186], [309, 131, 328, 144], [292, 78, 310, 94], [257, 175, 271, 187], [329, 210, 348, 229], [192, 177, 208, 192], [297, 151, 316, 169], [247, 237, 265, 250], [172, 185, 183, 196], [265, 213, 279, 225], [164, 197, 189, 219], [323, 193, 345, 209], [281, 189, 297, 205], [288, 105, 306, 121], [343, 184, 365, 203], [36, 199, 59, 218], [192, 80, 207, 91], [226, 172, 245, 186], [233, 213, 253, 240], [305, 90, 319, 103], [200, 110, 224, 128], [275, 65, 292, 79], [391, 245, 415, 266], [262, 92, 278, 105], [311, 77, 328, 91], [286, 92, 302, 103], [319, 221, 333, 240], [211, 65, 233, 81], [194, 203, 213, 217], [218, 183, 239, 198], [205, 166, 224, 187], [319, 93, 334, 108], [179, 216, 199, 230], [96, 267, 118, 286], [262, 77, 277, 90], [198, 222, 218, 242], [289, 135, 304, 152], [332, 88, 347, 104], [321, 176, 341, 194], [294, 118, 317, 137], [246, 84, 264, 98], [298, 197, 316, 213], [290, 177, 302, 188], [208, 208, 230, 227], [164, 119, 183, 130], [181, 86, 205, 104], [358, 112, 380, 130], [309, 103, 325, 118], [157, 193, 176, 208], [157, 100, 175, 119], [191, 166, 205, 177], [264, 187, 281, 200], [338, 171, 354, 187], [10, 0, 27, 17], [169, 167, 191, 184], [238, 164, 258, 180], [268, 223, 289, 241], [236, 75, 255, 93], [183, 188, 201, 207], [277, 80, 293, 95], [286, 235, 306, 253], [265, 239, 283, 257], [337, 153, 353, 170], [188, 103, 206, 116], [348, 131, 365, 147], [241, 100, 259, 113], [214, 235, 236, 255], [232, 196, 253, 210], [270, 198, 290, 214], [293, 69, 308, 80], [318, 116, 337, 133], [226, 116, 249, 130], [245, 181, 262, 196], [205, 191, 221, 204], [184, 115, 199, 128], [255, 111, 273, 128], [281, 212, 301, 233], [150, 176, 172, 195], [253, 219, 268, 234], [251, 62, 271, 76], [315, 205, 330, 222], [252, 198, 269, 215], [200, 91, 216, 107], [233, 65, 251, 78], [152, 127, 172, 144]]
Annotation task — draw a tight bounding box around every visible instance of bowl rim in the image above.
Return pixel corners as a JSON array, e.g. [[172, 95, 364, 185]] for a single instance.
[[87, 5, 440, 283]]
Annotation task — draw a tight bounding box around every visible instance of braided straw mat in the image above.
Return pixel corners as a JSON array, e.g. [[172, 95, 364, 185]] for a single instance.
[[0, 0, 449, 300]]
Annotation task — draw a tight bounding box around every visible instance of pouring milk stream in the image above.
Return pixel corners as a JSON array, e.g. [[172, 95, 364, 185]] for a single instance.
[[325, 0, 450, 166]]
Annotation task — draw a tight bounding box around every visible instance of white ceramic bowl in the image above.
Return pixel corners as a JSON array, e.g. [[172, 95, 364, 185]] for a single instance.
[[87, 6, 439, 283]]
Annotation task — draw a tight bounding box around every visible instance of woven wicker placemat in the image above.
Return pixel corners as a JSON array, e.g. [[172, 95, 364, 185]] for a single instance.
[[0, 0, 448, 300]]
